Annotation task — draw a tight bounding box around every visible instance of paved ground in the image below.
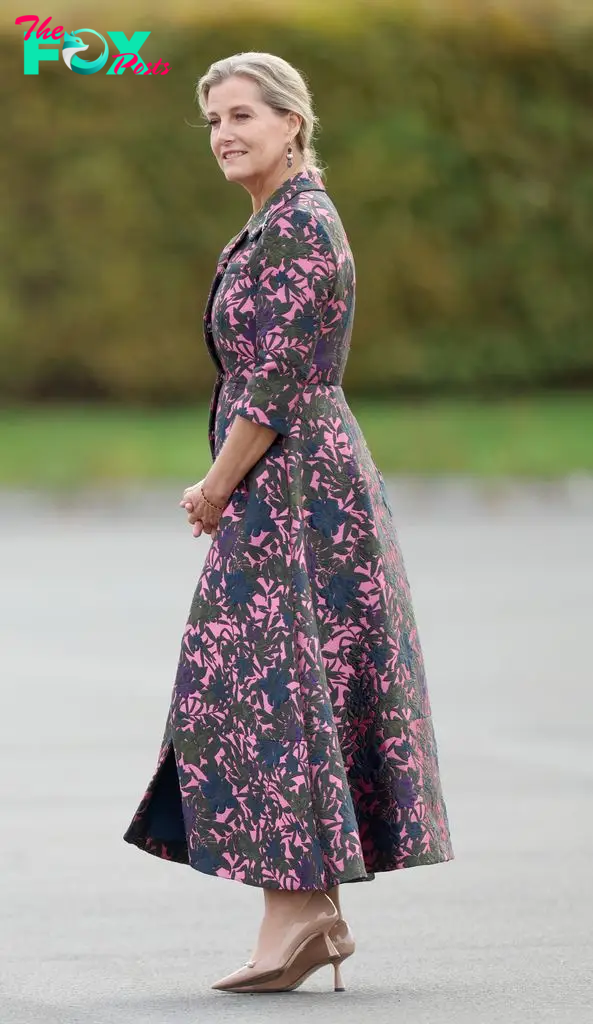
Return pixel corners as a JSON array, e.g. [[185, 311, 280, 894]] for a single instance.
[[1, 478, 592, 1024]]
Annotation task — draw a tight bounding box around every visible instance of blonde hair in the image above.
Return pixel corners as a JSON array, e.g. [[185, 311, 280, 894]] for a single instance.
[[195, 51, 326, 179]]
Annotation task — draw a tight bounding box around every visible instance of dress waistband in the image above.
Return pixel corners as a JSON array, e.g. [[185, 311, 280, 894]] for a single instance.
[[219, 373, 342, 389]]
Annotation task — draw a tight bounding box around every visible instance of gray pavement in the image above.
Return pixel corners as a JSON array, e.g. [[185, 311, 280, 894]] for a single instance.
[[1, 478, 592, 1024]]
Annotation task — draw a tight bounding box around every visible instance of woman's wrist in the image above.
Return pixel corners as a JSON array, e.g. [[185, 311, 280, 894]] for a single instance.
[[202, 472, 233, 509], [203, 415, 277, 510]]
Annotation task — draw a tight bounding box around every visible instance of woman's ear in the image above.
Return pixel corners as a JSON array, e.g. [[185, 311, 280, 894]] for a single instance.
[[288, 110, 302, 138]]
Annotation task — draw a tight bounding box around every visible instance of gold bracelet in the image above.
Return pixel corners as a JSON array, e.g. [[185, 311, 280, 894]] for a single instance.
[[200, 484, 225, 511]]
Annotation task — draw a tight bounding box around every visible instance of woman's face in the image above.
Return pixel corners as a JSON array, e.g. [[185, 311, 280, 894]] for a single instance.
[[206, 75, 299, 185]]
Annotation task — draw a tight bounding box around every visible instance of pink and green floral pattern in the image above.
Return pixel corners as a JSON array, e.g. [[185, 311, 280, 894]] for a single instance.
[[123, 169, 454, 888]]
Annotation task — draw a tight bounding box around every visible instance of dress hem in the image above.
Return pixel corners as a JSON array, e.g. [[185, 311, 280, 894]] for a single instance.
[[122, 827, 454, 889]]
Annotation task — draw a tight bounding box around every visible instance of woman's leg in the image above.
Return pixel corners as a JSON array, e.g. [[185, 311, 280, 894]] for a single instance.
[[249, 888, 337, 962], [326, 884, 342, 918]]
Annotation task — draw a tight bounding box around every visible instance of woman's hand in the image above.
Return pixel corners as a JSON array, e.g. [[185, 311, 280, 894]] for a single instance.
[[178, 477, 230, 539]]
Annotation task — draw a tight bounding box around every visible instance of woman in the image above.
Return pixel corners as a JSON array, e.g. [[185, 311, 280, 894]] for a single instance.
[[123, 51, 454, 994]]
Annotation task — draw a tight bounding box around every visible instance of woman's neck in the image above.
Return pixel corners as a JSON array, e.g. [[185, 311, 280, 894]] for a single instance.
[[250, 163, 306, 215]]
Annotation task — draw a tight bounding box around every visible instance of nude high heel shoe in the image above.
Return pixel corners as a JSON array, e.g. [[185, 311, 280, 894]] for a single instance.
[[211, 892, 341, 993], [217, 905, 356, 993]]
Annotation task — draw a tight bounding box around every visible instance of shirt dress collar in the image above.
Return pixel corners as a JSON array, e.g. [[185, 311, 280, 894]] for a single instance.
[[213, 168, 327, 275], [244, 167, 327, 241]]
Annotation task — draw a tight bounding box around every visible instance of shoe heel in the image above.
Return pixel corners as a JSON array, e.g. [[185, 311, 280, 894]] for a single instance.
[[333, 959, 346, 991], [319, 932, 346, 991]]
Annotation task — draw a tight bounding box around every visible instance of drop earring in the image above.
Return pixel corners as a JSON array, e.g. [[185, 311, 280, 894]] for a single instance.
[[286, 143, 293, 168]]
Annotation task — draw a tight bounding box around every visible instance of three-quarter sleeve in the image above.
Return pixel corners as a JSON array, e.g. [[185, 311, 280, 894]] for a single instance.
[[233, 206, 337, 436]]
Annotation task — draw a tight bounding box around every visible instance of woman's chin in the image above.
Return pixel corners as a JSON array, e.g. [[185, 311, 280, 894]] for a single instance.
[[220, 157, 252, 180]]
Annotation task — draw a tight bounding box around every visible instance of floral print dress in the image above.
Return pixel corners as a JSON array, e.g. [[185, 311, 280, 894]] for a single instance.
[[123, 168, 454, 888]]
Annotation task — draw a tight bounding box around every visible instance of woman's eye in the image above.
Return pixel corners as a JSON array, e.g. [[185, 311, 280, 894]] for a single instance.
[[207, 113, 249, 126]]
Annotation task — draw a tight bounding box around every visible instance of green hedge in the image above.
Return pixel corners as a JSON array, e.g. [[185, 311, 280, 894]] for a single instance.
[[2, 8, 592, 401]]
